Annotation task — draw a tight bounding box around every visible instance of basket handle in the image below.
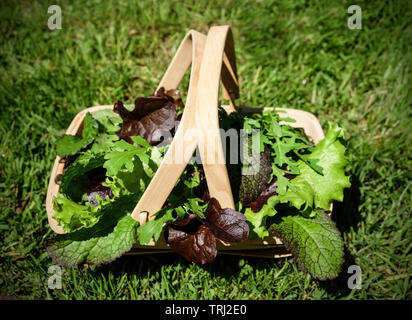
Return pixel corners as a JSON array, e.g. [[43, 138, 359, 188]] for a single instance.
[[155, 30, 238, 108], [131, 26, 239, 224], [194, 25, 237, 208], [155, 30, 204, 92]]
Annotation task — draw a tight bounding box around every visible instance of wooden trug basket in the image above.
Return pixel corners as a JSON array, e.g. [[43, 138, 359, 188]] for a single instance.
[[46, 26, 325, 259]]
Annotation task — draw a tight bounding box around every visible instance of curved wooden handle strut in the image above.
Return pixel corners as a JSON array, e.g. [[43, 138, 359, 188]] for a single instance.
[[194, 26, 237, 210], [156, 31, 203, 92], [131, 26, 239, 224], [131, 30, 207, 224], [156, 29, 238, 107]]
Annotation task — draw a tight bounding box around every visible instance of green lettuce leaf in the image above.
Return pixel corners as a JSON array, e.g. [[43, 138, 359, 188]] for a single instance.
[[244, 204, 277, 238], [56, 113, 99, 157], [138, 191, 206, 245], [303, 123, 351, 209], [59, 150, 105, 198], [53, 192, 116, 232], [270, 123, 351, 211], [91, 109, 123, 134], [270, 210, 344, 280], [137, 209, 176, 245], [53, 194, 92, 231], [271, 178, 314, 213], [90, 133, 120, 154], [103, 136, 151, 176], [55, 139, 162, 232], [47, 195, 138, 267], [102, 145, 163, 198]]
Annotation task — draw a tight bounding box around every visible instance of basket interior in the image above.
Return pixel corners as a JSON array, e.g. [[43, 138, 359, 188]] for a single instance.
[[46, 105, 325, 258]]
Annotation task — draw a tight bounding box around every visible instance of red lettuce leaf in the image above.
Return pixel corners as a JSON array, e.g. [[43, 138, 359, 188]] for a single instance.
[[86, 182, 114, 207], [114, 88, 182, 145], [165, 198, 249, 264], [249, 174, 296, 212], [204, 198, 249, 243], [250, 177, 278, 212], [166, 214, 217, 265], [239, 143, 272, 205]]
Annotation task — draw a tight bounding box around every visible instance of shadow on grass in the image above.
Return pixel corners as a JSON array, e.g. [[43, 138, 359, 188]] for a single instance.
[[315, 247, 358, 297], [93, 248, 285, 292], [95, 250, 249, 277], [332, 175, 362, 234], [318, 174, 363, 297]]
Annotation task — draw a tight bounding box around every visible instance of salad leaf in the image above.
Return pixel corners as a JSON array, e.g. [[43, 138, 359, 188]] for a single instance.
[[249, 176, 278, 212], [53, 188, 119, 233], [56, 113, 99, 157], [103, 136, 150, 176], [270, 210, 344, 280], [138, 209, 176, 245], [90, 133, 120, 154], [114, 88, 181, 145], [275, 123, 351, 210], [91, 109, 123, 134], [204, 198, 249, 243], [47, 215, 138, 267], [239, 143, 272, 205], [167, 214, 217, 265], [86, 182, 114, 207], [259, 110, 310, 173], [274, 178, 314, 212], [242, 109, 315, 199], [59, 150, 105, 198], [53, 194, 94, 232], [56, 135, 89, 158], [244, 204, 277, 238], [165, 198, 248, 264], [104, 145, 164, 198], [300, 123, 351, 209], [47, 195, 139, 266]]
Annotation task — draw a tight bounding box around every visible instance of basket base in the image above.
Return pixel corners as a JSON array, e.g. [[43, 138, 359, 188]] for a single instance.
[[125, 247, 291, 259], [127, 232, 292, 259]]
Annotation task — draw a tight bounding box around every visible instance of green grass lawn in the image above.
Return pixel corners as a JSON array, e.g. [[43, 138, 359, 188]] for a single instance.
[[0, 0, 411, 300]]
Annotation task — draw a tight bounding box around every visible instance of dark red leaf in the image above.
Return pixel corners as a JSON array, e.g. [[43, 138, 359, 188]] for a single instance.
[[85, 182, 114, 207], [204, 198, 249, 243], [166, 215, 217, 264], [170, 213, 201, 228], [114, 87, 182, 145], [249, 177, 278, 212], [156, 87, 184, 109], [165, 197, 249, 264], [239, 143, 272, 205], [116, 103, 176, 145], [113, 99, 165, 121], [249, 174, 296, 212]]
